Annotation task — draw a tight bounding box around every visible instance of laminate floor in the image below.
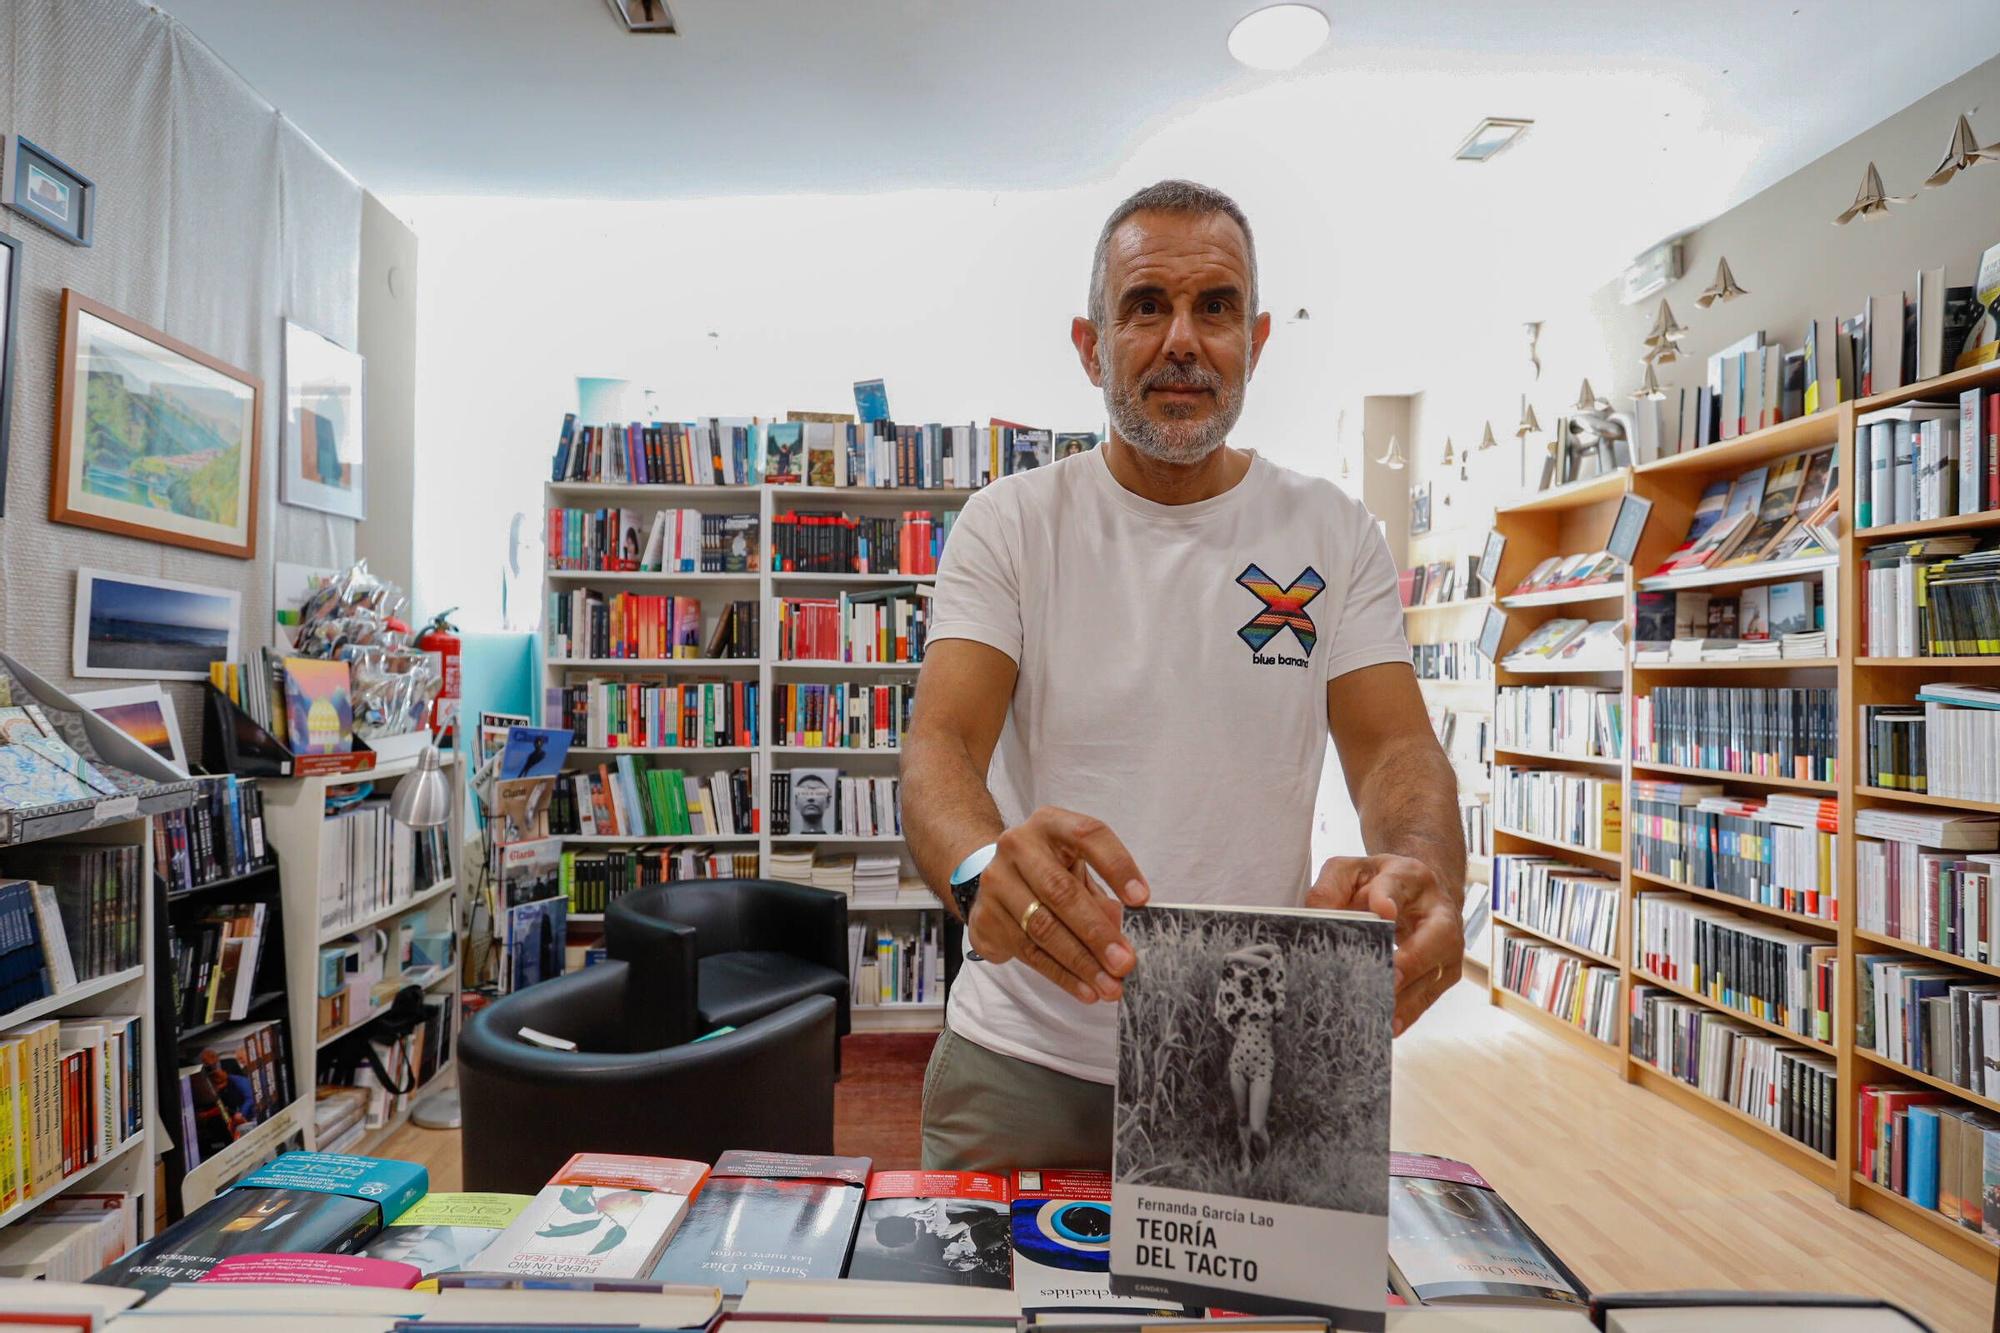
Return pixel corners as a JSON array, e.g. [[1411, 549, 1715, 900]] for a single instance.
[[384, 979, 1991, 1329]]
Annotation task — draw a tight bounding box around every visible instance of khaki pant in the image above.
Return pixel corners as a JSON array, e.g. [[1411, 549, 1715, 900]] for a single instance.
[[920, 1026, 1115, 1170]]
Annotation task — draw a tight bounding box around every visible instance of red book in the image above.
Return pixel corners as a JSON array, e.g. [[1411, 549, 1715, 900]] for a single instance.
[[202, 1253, 420, 1288], [846, 1171, 1012, 1287]]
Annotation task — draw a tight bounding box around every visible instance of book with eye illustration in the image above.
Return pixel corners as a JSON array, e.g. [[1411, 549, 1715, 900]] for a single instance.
[[1386, 1153, 1588, 1309], [1110, 902, 1394, 1330]]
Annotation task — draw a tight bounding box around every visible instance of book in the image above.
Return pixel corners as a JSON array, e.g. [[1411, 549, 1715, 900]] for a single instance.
[[1964, 241, 2000, 370], [1386, 1153, 1587, 1308], [87, 1151, 426, 1294], [471, 1152, 709, 1279], [1010, 1168, 1190, 1317], [650, 1150, 870, 1293], [764, 422, 805, 483], [846, 1169, 1012, 1288], [1110, 903, 1393, 1326], [200, 1251, 421, 1287], [357, 1191, 533, 1277], [282, 658, 354, 757]]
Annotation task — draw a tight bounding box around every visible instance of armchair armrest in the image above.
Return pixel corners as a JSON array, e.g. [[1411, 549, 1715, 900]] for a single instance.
[[604, 898, 701, 1047]]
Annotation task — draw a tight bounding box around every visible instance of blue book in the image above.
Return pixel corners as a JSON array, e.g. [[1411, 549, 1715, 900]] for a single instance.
[[1909, 1106, 1942, 1209]]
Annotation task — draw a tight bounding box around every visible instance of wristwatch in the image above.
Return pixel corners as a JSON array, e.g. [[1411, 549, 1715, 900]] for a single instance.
[[949, 841, 999, 961]]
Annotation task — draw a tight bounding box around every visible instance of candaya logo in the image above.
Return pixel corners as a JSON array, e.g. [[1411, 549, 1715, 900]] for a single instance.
[[1235, 564, 1324, 657]]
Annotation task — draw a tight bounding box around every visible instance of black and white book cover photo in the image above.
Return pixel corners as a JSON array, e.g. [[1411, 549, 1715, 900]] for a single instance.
[[1111, 902, 1394, 1329]]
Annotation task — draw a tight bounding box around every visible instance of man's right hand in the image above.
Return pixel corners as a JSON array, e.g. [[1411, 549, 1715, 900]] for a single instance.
[[964, 806, 1150, 1004]]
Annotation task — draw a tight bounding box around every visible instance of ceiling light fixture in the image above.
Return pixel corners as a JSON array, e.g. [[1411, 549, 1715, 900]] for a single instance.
[[1454, 117, 1534, 163], [1227, 4, 1330, 71], [605, 0, 676, 33]]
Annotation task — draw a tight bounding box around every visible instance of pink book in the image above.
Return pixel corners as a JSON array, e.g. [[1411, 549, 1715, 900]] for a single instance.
[[199, 1252, 422, 1288]]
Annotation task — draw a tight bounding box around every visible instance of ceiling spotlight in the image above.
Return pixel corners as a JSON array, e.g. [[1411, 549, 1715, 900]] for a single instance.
[[1375, 433, 1406, 470], [1228, 4, 1330, 71], [604, 0, 676, 33], [1454, 117, 1534, 163]]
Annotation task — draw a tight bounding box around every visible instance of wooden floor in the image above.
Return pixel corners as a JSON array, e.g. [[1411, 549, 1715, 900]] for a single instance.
[[385, 979, 1991, 1330]]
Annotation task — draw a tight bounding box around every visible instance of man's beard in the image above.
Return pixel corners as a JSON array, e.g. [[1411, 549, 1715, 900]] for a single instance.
[[1102, 355, 1246, 465]]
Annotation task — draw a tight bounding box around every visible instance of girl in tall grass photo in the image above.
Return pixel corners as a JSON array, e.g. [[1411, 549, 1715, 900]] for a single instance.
[[1216, 942, 1286, 1173]]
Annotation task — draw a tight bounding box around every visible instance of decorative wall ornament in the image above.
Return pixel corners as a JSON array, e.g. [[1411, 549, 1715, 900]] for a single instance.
[[1573, 379, 1610, 414], [1477, 421, 1499, 451], [1833, 161, 1911, 224], [1925, 113, 2000, 188], [1514, 397, 1542, 438], [1642, 300, 1688, 350], [1633, 361, 1667, 401], [1374, 433, 1406, 470], [1441, 435, 1456, 467], [1695, 257, 1748, 308], [1523, 320, 1543, 381]]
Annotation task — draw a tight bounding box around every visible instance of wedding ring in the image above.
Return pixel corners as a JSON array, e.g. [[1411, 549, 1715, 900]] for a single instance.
[[1020, 900, 1044, 934]]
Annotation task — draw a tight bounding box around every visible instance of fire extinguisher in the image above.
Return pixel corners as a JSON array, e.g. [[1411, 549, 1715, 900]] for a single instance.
[[417, 609, 462, 747]]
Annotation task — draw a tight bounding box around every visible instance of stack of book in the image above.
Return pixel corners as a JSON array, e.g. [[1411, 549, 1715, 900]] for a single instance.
[[1631, 984, 1835, 1157], [548, 677, 758, 750], [1634, 686, 1836, 782], [1629, 781, 1838, 920], [1646, 447, 1837, 578], [1855, 807, 2000, 958], [1495, 934, 1619, 1042], [1491, 855, 1619, 957], [1492, 766, 1621, 852], [774, 589, 930, 663], [546, 508, 759, 573], [770, 510, 957, 575], [1495, 685, 1622, 757], [1633, 891, 1836, 1041], [773, 682, 913, 750], [850, 856, 902, 902], [1855, 385, 2000, 529]]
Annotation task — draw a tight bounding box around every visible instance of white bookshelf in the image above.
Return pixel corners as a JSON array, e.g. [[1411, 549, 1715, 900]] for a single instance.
[[260, 750, 466, 1147], [542, 479, 957, 1030]]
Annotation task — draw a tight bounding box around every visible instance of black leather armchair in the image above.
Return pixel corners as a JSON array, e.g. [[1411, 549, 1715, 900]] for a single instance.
[[606, 880, 850, 1053], [458, 963, 837, 1193]]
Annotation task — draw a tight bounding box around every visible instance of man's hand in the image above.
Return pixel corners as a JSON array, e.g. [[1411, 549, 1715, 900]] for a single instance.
[[1308, 854, 1462, 1036], [966, 807, 1150, 1005]]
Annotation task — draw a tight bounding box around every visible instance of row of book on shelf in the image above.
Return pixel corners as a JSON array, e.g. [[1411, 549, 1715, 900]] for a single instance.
[[1628, 781, 1838, 921], [848, 916, 942, 1008], [1395, 555, 1486, 608], [1863, 682, 2000, 799], [774, 682, 914, 751], [547, 507, 759, 573], [1632, 580, 1824, 664], [546, 591, 758, 662], [1632, 685, 1836, 783], [318, 798, 452, 937], [549, 677, 760, 750], [552, 412, 1095, 491], [0, 844, 147, 1007], [1494, 933, 1619, 1044], [544, 763, 760, 840], [175, 1014, 291, 1174], [0, 1011, 143, 1210], [1410, 641, 1489, 683], [772, 510, 958, 576], [1502, 618, 1623, 670], [1649, 445, 1837, 578], [154, 775, 271, 895], [1863, 535, 2000, 658], [1491, 766, 1621, 854], [1854, 386, 2000, 528], [1632, 891, 1834, 1044], [1629, 984, 1836, 1160], [1492, 855, 1619, 959], [1494, 684, 1623, 760], [771, 772, 900, 839], [541, 845, 764, 915], [1505, 552, 1621, 600], [774, 589, 931, 664]]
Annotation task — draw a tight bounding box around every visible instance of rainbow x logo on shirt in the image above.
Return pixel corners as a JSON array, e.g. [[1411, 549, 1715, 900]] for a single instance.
[[1235, 564, 1325, 655]]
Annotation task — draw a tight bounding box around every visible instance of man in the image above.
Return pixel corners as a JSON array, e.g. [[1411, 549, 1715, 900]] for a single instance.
[[902, 179, 1464, 1171], [793, 772, 835, 835]]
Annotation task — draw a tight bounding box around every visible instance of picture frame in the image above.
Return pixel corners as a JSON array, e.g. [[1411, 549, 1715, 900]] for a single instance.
[[73, 567, 242, 682], [1409, 482, 1432, 536], [3, 137, 93, 247], [53, 289, 262, 559], [0, 230, 19, 518], [71, 684, 189, 774], [281, 319, 366, 519]]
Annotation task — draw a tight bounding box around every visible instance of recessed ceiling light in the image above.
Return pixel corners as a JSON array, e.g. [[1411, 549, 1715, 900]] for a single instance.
[[1454, 117, 1534, 162], [1228, 4, 1331, 71], [605, 0, 676, 34]]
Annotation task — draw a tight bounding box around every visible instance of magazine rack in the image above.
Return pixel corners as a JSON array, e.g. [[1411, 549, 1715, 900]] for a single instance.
[[201, 684, 377, 779], [0, 649, 199, 847]]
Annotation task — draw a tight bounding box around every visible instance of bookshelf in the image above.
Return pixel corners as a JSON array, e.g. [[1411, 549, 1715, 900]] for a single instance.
[[1422, 357, 2000, 1277], [259, 750, 466, 1153], [541, 477, 953, 1032]]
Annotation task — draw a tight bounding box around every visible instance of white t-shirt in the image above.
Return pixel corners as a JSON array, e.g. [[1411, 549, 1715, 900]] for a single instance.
[[926, 445, 1411, 1083]]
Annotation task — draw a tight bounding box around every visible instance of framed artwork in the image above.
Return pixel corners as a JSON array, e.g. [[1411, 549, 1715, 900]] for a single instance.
[[0, 230, 19, 517], [73, 567, 241, 681], [1409, 482, 1432, 536], [281, 319, 366, 519], [53, 290, 261, 558], [71, 684, 189, 773], [3, 137, 93, 247]]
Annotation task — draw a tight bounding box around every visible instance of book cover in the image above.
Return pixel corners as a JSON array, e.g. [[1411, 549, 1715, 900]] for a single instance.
[[764, 422, 805, 484], [650, 1150, 870, 1293], [0, 745, 96, 811], [282, 658, 354, 757], [1110, 903, 1394, 1328], [1384, 1153, 1587, 1309], [472, 1153, 709, 1279], [88, 1152, 426, 1294], [499, 726, 572, 780], [1010, 1169, 1189, 1317], [502, 896, 567, 994], [498, 838, 563, 910], [358, 1192, 533, 1277], [853, 379, 890, 425], [846, 1170, 1013, 1288], [200, 1252, 421, 1287]]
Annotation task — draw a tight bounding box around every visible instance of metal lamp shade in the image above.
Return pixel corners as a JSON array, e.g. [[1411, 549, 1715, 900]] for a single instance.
[[389, 745, 453, 829]]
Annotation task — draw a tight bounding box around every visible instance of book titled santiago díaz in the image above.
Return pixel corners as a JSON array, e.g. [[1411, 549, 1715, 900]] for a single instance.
[[1110, 903, 1394, 1329], [650, 1150, 870, 1293]]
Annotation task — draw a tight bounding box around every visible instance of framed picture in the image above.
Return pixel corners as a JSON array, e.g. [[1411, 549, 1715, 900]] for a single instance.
[[73, 568, 241, 681], [3, 137, 93, 247], [0, 230, 19, 518], [71, 684, 189, 773], [53, 290, 262, 558], [1409, 482, 1432, 536], [281, 320, 366, 519]]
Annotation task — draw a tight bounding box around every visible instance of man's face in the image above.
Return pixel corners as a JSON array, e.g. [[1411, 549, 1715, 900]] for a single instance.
[[1076, 209, 1270, 465], [796, 778, 830, 819]]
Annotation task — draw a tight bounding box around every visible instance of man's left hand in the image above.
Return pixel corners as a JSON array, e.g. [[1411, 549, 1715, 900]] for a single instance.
[[1308, 854, 1462, 1037]]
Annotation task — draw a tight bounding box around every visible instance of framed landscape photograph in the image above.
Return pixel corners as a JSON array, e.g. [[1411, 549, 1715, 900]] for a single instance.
[[53, 289, 262, 558], [281, 319, 366, 519], [73, 568, 241, 681], [72, 684, 189, 772], [0, 230, 19, 517]]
